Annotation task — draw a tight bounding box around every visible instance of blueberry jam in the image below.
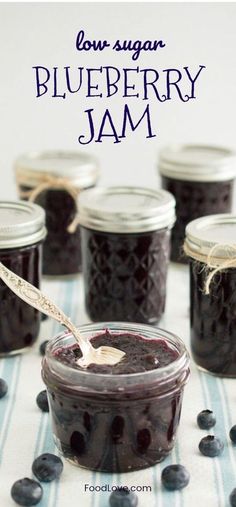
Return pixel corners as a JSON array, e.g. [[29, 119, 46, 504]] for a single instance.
[[43, 327, 189, 472], [54, 331, 178, 374], [0, 244, 41, 354], [81, 227, 170, 324], [20, 186, 82, 276], [162, 177, 233, 263], [190, 259, 236, 376]]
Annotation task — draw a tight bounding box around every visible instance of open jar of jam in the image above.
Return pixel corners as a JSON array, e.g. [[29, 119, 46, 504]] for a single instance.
[[15, 151, 100, 276], [0, 201, 46, 355], [158, 144, 236, 263], [184, 214, 236, 377], [78, 186, 176, 324], [42, 322, 190, 472]]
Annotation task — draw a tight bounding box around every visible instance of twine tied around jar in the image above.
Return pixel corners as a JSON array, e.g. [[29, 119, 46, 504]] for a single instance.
[[183, 242, 236, 295], [16, 171, 80, 234]]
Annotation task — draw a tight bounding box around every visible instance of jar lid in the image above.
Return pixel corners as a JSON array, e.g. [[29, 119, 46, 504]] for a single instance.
[[185, 214, 236, 258], [15, 150, 100, 189], [0, 201, 46, 249], [78, 186, 176, 233], [158, 144, 236, 182]]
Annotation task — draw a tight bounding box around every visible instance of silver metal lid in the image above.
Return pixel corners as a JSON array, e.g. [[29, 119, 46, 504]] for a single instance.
[[78, 186, 176, 233], [15, 150, 100, 189], [185, 214, 236, 258], [158, 144, 236, 182], [0, 201, 46, 249]]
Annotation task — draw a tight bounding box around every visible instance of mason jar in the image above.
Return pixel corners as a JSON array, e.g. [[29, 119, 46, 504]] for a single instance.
[[0, 201, 46, 355], [184, 213, 236, 376], [15, 150, 100, 276], [78, 186, 176, 324], [42, 322, 190, 472], [158, 144, 236, 262]]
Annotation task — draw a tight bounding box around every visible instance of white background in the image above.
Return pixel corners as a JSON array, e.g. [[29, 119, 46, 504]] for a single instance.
[[0, 2, 236, 200]]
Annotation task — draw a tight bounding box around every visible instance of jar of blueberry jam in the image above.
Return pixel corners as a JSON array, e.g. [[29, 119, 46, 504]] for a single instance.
[[78, 186, 176, 324], [158, 144, 236, 263], [15, 151, 100, 276], [42, 322, 190, 472], [0, 201, 46, 355], [184, 214, 236, 376]]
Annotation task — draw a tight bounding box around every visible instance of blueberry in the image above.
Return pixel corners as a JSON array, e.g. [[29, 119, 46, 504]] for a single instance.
[[39, 340, 49, 356], [199, 435, 224, 457], [161, 464, 190, 490], [0, 378, 8, 399], [32, 453, 63, 482], [230, 488, 236, 507], [230, 425, 236, 444], [109, 488, 138, 507], [197, 410, 216, 429], [11, 478, 43, 506], [144, 354, 159, 368], [36, 390, 49, 412]]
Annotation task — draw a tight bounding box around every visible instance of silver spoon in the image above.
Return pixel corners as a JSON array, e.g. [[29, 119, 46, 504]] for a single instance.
[[0, 262, 125, 368]]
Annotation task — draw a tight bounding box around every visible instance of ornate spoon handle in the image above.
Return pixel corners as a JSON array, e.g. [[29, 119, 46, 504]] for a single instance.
[[0, 262, 90, 352]]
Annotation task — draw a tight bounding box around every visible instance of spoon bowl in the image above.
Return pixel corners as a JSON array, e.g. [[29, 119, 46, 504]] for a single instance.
[[0, 262, 125, 367]]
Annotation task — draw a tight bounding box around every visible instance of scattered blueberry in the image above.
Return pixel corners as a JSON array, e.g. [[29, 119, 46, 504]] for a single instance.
[[197, 410, 216, 429], [0, 378, 8, 399], [11, 477, 43, 506], [39, 340, 49, 356], [32, 453, 63, 482], [109, 488, 138, 507], [36, 390, 49, 412], [199, 435, 224, 457], [161, 464, 190, 491], [230, 488, 236, 507], [230, 425, 236, 444]]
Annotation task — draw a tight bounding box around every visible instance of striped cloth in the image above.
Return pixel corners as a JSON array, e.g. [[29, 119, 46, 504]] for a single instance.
[[0, 264, 235, 507]]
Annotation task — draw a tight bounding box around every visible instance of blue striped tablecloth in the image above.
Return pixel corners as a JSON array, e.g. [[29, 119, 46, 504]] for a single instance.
[[0, 264, 235, 507]]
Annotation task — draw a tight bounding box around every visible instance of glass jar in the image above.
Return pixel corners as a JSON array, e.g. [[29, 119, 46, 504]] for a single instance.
[[42, 322, 190, 473], [0, 201, 46, 355], [184, 214, 236, 376], [78, 186, 176, 324], [158, 144, 236, 263], [15, 151, 100, 276]]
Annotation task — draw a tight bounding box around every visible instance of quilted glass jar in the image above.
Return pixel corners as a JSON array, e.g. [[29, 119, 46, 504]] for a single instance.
[[0, 201, 46, 355], [158, 144, 236, 263], [15, 151, 100, 276], [42, 322, 190, 472], [184, 214, 236, 376], [79, 187, 176, 324]]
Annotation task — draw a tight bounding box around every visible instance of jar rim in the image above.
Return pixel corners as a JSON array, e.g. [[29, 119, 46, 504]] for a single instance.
[[0, 200, 46, 249], [78, 186, 176, 233], [185, 213, 236, 259], [158, 144, 236, 182], [15, 150, 100, 189], [43, 322, 189, 392]]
